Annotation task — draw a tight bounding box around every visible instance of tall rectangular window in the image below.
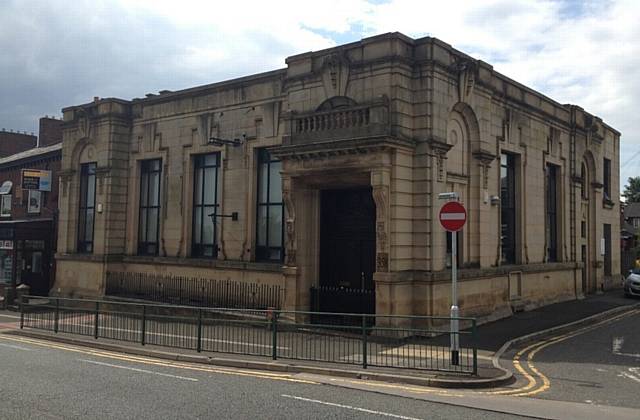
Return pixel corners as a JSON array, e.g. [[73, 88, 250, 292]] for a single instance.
[[256, 149, 283, 262], [192, 153, 220, 258], [0, 195, 11, 217], [546, 164, 559, 262], [78, 162, 96, 253], [604, 223, 612, 276], [138, 159, 162, 256], [603, 158, 611, 200], [500, 153, 517, 264]]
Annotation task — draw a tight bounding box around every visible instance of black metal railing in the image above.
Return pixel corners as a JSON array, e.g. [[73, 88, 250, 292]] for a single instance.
[[105, 272, 282, 310], [310, 286, 375, 324], [20, 296, 478, 374]]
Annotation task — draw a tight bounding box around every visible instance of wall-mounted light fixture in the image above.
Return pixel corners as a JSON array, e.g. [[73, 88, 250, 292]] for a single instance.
[[208, 133, 246, 147], [209, 212, 239, 223]]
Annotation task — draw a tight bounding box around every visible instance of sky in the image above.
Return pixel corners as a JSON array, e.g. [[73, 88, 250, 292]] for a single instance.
[[1, 0, 638, 192]]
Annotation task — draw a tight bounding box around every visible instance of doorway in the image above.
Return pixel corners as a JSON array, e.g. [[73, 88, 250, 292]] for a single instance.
[[314, 187, 376, 314]]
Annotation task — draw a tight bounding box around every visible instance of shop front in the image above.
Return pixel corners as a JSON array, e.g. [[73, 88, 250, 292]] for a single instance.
[[0, 220, 55, 299]]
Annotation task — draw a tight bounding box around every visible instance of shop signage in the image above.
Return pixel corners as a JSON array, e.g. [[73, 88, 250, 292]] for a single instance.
[[0, 181, 12, 195], [21, 169, 52, 191], [0, 240, 13, 250]]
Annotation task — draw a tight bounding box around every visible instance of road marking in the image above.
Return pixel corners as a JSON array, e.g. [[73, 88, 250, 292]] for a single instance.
[[0, 334, 316, 385], [612, 336, 640, 358], [0, 342, 33, 351], [488, 308, 640, 397], [619, 368, 640, 384], [281, 394, 424, 420], [0, 314, 21, 319], [78, 359, 199, 381]]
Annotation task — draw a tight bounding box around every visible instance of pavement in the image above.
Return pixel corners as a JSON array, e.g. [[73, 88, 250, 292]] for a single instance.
[[2, 289, 639, 390]]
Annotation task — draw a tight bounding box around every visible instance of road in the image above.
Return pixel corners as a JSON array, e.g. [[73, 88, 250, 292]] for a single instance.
[[496, 310, 640, 408], [0, 320, 517, 420], [1, 309, 640, 419], [498, 308, 640, 408]]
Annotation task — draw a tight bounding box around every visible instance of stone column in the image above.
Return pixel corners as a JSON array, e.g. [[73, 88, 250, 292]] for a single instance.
[[371, 169, 392, 318], [281, 174, 299, 313]]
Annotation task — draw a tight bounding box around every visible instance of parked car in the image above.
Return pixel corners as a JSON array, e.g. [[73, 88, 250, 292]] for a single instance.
[[624, 269, 640, 297]]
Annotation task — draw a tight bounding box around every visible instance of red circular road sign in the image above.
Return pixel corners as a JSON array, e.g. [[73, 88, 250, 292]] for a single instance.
[[439, 201, 467, 232]]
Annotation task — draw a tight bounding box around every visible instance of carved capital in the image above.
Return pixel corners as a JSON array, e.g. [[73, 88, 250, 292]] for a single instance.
[[427, 137, 452, 182]]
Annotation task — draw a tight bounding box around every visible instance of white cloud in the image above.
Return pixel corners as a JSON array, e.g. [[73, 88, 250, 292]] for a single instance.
[[1, 0, 638, 188]]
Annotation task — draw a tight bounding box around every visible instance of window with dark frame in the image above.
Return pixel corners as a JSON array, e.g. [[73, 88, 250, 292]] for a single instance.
[[500, 153, 517, 264], [546, 163, 559, 262], [256, 149, 284, 262], [138, 159, 162, 256], [77, 162, 96, 253], [581, 163, 587, 199], [604, 223, 612, 276], [192, 153, 221, 258], [603, 158, 611, 200]]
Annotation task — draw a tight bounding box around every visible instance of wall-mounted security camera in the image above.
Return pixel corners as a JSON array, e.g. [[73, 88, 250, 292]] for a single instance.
[[490, 195, 500, 206], [438, 192, 459, 200]]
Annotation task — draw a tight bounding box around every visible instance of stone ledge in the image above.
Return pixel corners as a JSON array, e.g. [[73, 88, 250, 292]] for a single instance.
[[121, 255, 283, 273], [377, 262, 582, 285], [55, 253, 284, 273]]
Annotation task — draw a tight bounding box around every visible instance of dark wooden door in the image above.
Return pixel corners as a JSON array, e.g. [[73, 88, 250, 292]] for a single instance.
[[319, 188, 376, 291]]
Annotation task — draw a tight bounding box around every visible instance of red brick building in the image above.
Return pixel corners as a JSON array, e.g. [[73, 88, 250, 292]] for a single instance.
[[0, 130, 37, 157], [0, 117, 62, 299]]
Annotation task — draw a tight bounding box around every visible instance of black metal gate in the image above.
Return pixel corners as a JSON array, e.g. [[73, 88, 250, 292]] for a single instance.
[[310, 286, 375, 324]]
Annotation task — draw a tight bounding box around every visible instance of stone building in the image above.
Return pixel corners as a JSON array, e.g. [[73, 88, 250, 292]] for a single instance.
[[53, 33, 620, 320]]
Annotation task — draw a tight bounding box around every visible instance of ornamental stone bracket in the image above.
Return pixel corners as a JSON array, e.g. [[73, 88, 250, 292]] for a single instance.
[[427, 137, 453, 182], [59, 169, 77, 198], [283, 175, 297, 267], [449, 57, 478, 103], [371, 171, 390, 273], [472, 150, 496, 189]]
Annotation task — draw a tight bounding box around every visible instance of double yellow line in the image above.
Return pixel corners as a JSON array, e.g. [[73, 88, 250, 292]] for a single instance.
[[0, 334, 317, 384], [487, 308, 640, 397]]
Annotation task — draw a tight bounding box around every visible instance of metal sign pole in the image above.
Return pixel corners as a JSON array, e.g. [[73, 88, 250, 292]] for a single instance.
[[438, 193, 465, 367], [451, 231, 459, 365]]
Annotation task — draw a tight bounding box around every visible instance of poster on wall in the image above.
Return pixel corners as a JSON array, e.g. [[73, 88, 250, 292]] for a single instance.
[[21, 169, 52, 191], [28, 190, 41, 214]]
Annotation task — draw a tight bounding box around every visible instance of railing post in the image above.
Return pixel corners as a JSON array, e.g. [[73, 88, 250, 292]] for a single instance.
[[472, 319, 478, 376], [54, 298, 59, 333], [362, 314, 368, 369], [271, 310, 278, 360], [197, 308, 202, 353], [94, 301, 99, 339], [141, 305, 146, 346], [19, 296, 24, 329]]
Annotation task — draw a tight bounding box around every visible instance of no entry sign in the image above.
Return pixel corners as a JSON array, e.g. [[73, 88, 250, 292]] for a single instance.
[[439, 201, 467, 232]]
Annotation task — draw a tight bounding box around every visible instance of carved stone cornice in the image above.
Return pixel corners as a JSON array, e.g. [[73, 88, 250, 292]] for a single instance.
[[270, 136, 413, 161], [472, 150, 496, 165]]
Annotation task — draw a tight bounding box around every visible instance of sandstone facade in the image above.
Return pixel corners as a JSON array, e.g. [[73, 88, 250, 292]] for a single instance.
[[53, 33, 620, 322]]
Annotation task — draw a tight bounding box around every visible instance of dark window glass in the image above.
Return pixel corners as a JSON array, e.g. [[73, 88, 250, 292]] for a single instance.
[[256, 149, 284, 262], [77, 162, 96, 253], [500, 153, 516, 264], [581, 163, 588, 199], [546, 164, 559, 262], [138, 159, 162, 255], [603, 158, 611, 200], [604, 223, 611, 276], [445, 231, 462, 268], [192, 153, 220, 258]]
